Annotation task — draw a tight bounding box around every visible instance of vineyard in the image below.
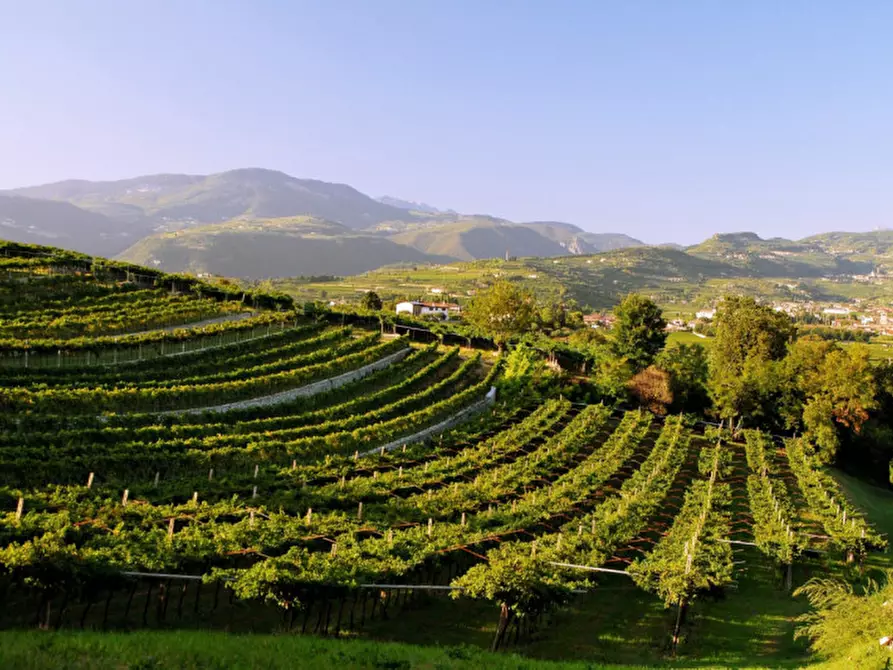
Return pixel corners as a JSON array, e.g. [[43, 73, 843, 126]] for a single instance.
[[0, 241, 888, 667]]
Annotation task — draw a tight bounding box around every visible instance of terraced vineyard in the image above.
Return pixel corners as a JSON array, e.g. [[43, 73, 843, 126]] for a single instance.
[[0, 241, 887, 665]]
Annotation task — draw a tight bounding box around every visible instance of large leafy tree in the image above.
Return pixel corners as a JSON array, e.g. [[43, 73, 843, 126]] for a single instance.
[[611, 294, 667, 369], [655, 342, 710, 413], [360, 291, 383, 311], [709, 296, 795, 424], [789, 341, 877, 462], [464, 281, 535, 349]]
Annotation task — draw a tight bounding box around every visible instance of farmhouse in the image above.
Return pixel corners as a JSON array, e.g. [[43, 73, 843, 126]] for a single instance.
[[395, 300, 461, 319], [583, 312, 616, 329]]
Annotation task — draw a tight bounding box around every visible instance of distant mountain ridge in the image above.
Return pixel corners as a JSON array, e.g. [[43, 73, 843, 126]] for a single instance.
[[0, 168, 647, 275], [0, 194, 129, 256], [376, 196, 446, 214], [9, 168, 410, 232]]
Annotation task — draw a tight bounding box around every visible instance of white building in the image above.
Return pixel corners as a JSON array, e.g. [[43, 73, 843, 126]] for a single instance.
[[822, 307, 851, 316], [696, 309, 716, 320], [395, 301, 460, 319]]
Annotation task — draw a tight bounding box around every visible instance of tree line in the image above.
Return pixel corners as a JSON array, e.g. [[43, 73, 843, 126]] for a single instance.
[[442, 282, 889, 480]]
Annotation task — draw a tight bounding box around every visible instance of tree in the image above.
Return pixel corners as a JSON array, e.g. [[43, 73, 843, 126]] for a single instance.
[[464, 281, 535, 350], [709, 296, 795, 424], [779, 337, 877, 462], [795, 574, 893, 670], [452, 543, 574, 651], [628, 366, 673, 414], [655, 342, 710, 413], [611, 294, 667, 369], [802, 346, 876, 463], [589, 343, 634, 403], [360, 291, 383, 311]]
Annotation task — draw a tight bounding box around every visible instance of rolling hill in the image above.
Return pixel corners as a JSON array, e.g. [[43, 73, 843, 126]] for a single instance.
[[0, 195, 132, 256], [386, 217, 643, 261], [687, 232, 877, 276], [118, 216, 456, 279], [389, 217, 571, 261]]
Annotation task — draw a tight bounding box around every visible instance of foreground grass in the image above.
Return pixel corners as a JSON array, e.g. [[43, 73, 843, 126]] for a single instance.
[[0, 630, 646, 670]]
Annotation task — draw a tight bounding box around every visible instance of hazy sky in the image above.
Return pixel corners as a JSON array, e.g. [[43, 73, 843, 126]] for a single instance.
[[1, 1, 891, 243]]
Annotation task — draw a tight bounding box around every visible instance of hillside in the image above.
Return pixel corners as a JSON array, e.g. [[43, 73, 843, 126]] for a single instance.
[[8, 168, 411, 231], [118, 216, 456, 278], [687, 232, 877, 276], [802, 229, 893, 258], [376, 195, 444, 214], [519, 220, 644, 253], [386, 217, 643, 262], [0, 194, 132, 256], [275, 238, 893, 314], [4, 169, 644, 274], [389, 218, 571, 261], [0, 240, 889, 669]]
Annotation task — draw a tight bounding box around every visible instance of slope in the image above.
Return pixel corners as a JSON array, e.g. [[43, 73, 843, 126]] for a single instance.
[[0, 195, 132, 256], [687, 232, 876, 277], [8, 168, 411, 230], [389, 217, 578, 260], [118, 216, 456, 279]]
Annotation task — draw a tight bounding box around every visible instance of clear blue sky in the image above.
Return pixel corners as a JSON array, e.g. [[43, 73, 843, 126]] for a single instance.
[[1, 1, 891, 244]]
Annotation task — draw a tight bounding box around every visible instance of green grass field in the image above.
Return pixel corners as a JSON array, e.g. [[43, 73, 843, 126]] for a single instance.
[[666, 331, 713, 347], [0, 630, 649, 670]]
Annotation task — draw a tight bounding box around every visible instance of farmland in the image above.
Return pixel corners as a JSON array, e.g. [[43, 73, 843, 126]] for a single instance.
[[0, 241, 888, 668]]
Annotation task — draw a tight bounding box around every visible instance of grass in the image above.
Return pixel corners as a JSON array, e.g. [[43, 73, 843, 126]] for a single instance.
[[666, 332, 712, 347], [0, 630, 647, 670]]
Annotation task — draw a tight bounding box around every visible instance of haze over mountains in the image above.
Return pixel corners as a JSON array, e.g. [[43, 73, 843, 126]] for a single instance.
[[0, 168, 643, 276], [1, 167, 890, 281]]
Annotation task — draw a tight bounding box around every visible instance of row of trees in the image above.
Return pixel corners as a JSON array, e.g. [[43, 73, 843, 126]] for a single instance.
[[597, 295, 879, 467], [445, 283, 883, 470]]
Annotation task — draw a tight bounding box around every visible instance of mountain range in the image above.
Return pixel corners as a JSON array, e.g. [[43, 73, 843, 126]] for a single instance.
[[2, 169, 890, 284], [0, 168, 643, 276]]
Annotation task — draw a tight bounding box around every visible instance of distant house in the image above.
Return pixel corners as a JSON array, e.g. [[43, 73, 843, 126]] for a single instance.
[[583, 313, 616, 329], [696, 309, 716, 320], [823, 307, 851, 316], [396, 301, 461, 319]]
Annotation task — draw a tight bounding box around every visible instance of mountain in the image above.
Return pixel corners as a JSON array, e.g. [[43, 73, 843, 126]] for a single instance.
[[687, 232, 876, 276], [384, 217, 644, 261], [0, 168, 665, 276], [801, 230, 893, 257], [8, 168, 411, 231], [387, 217, 569, 261], [117, 216, 455, 279], [0, 195, 133, 256], [376, 196, 444, 214], [518, 221, 643, 253]]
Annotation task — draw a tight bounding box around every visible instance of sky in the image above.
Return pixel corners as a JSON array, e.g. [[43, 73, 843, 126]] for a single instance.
[[1, 1, 892, 244]]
